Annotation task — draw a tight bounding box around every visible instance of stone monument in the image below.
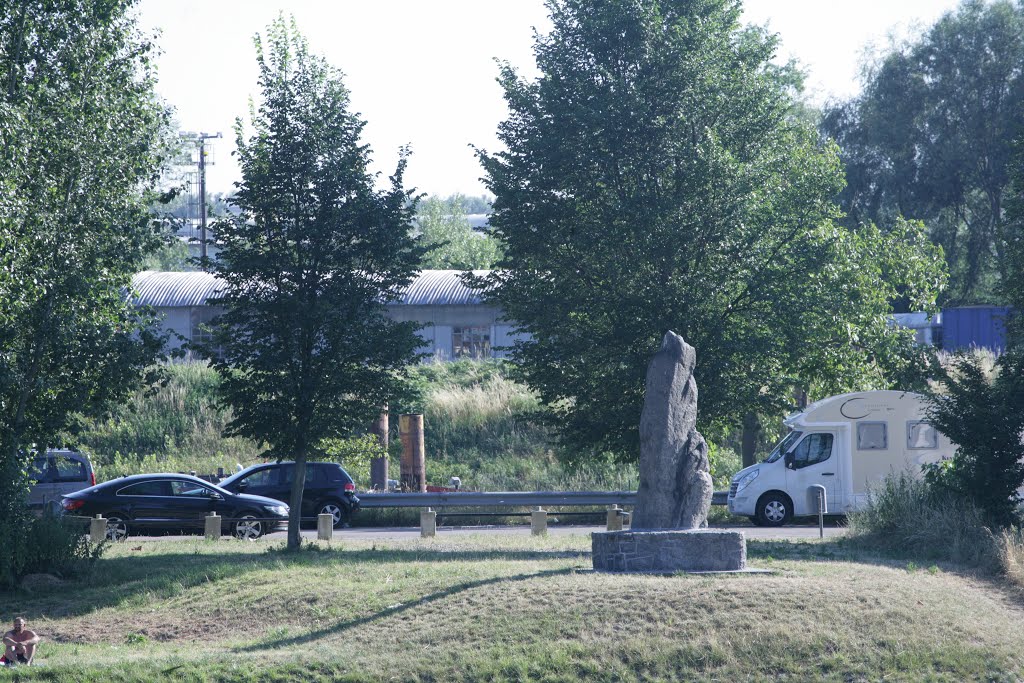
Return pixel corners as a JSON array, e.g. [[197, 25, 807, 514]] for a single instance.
[[592, 331, 747, 572]]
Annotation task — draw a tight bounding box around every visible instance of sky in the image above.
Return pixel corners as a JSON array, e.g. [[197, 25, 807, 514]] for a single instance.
[[138, 0, 963, 199]]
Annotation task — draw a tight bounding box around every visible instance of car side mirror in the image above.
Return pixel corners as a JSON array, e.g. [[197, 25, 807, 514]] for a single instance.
[[784, 452, 795, 469], [209, 491, 223, 500], [236, 482, 248, 491]]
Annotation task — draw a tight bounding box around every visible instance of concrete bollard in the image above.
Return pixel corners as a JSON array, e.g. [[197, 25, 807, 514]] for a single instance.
[[606, 505, 623, 532], [90, 515, 106, 543], [420, 507, 436, 538], [204, 513, 220, 541], [318, 513, 334, 541], [531, 507, 548, 536]]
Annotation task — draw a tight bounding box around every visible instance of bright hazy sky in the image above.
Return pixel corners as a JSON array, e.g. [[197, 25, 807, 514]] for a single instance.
[[138, 0, 962, 198]]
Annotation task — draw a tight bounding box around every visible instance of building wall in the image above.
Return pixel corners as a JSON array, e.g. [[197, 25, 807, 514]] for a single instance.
[[153, 302, 529, 361]]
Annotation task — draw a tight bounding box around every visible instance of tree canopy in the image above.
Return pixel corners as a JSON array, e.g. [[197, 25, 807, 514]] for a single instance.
[[416, 194, 502, 270], [477, 0, 946, 461], [822, 0, 1024, 305], [0, 0, 169, 583], [203, 17, 425, 550]]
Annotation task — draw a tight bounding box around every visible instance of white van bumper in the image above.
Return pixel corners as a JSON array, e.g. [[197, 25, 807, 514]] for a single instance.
[[728, 495, 754, 516]]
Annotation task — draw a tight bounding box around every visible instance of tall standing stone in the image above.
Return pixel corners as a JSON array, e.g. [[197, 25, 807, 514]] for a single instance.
[[631, 331, 713, 529]]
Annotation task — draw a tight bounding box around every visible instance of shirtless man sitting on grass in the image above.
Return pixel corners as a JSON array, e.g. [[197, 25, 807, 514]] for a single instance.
[[2, 617, 40, 666]]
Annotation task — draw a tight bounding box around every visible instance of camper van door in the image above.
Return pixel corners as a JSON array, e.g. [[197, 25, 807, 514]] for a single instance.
[[784, 431, 840, 514]]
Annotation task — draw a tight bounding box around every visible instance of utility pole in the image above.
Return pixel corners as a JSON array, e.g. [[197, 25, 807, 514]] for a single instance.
[[195, 132, 222, 268], [179, 131, 222, 269]]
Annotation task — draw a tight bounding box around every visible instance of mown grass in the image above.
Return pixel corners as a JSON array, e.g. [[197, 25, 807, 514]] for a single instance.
[[3, 533, 1024, 682]]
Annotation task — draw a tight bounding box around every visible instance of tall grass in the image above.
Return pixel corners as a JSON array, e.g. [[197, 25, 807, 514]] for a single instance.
[[77, 358, 737, 496], [847, 472, 1024, 587], [76, 360, 262, 479]]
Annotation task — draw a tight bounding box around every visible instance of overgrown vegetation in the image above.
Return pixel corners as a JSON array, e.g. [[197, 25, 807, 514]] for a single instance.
[[74, 359, 743, 497], [9, 515, 106, 587], [848, 473, 1024, 592]]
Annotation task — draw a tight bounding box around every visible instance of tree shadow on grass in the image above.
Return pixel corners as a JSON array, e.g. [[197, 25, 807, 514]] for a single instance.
[[231, 567, 580, 653], [1, 546, 588, 622]]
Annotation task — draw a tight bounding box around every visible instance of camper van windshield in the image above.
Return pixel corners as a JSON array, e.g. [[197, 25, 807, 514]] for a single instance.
[[764, 431, 803, 463]]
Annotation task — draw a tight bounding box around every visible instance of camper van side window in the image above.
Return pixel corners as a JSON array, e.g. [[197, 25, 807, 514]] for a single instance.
[[857, 422, 888, 450], [907, 421, 938, 449]]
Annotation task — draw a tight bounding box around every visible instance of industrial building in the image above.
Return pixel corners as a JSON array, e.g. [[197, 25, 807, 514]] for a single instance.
[[133, 270, 1013, 361], [131, 270, 520, 360]]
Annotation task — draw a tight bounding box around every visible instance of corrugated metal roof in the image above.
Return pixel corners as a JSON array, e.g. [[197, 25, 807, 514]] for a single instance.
[[398, 270, 490, 306], [132, 271, 225, 307], [131, 270, 492, 308]]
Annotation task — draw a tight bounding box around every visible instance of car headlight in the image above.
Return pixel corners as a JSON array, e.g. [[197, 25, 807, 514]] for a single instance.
[[265, 505, 288, 516], [734, 469, 759, 494]]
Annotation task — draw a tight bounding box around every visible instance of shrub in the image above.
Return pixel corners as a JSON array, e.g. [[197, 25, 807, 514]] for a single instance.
[[925, 350, 1024, 527], [5, 514, 106, 587]]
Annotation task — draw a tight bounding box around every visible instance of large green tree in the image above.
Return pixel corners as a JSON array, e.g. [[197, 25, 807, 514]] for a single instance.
[[477, 0, 945, 463], [417, 194, 502, 270], [205, 18, 424, 550], [822, 0, 1024, 305], [0, 0, 168, 583]]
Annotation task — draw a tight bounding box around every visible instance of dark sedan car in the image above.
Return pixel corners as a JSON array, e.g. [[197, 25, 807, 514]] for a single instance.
[[218, 462, 360, 529], [61, 473, 289, 541]]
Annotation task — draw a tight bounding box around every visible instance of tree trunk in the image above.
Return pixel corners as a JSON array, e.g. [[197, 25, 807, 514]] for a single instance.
[[741, 412, 760, 469], [286, 456, 308, 551]]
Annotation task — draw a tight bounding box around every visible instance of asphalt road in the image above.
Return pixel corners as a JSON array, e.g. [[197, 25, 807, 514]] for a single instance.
[[128, 522, 846, 542]]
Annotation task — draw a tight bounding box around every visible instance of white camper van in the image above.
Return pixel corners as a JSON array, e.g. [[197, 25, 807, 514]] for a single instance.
[[727, 390, 954, 526]]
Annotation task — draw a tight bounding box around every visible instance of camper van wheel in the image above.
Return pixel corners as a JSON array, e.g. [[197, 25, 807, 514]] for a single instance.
[[756, 493, 792, 527]]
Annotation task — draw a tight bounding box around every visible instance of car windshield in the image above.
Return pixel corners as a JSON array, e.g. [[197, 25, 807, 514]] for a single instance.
[[764, 431, 804, 463]]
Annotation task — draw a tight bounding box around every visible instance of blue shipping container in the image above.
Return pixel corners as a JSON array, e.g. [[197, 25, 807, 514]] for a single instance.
[[941, 306, 1012, 352]]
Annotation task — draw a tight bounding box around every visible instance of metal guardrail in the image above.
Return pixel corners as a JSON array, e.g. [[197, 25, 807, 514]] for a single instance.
[[358, 490, 729, 508], [358, 491, 639, 509]]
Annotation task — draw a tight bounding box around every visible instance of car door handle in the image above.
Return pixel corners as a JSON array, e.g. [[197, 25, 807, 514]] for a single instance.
[[822, 473, 835, 476]]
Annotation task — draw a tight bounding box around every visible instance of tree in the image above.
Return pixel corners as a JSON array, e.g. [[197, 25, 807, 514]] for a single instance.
[[204, 17, 424, 550], [417, 194, 502, 270], [822, 0, 1024, 305], [925, 351, 1024, 528], [477, 0, 946, 463], [1004, 138, 1024, 347], [0, 0, 168, 584]]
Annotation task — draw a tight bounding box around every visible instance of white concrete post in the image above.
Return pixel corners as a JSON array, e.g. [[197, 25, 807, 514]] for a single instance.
[[89, 515, 106, 543], [204, 513, 220, 541], [606, 505, 623, 531], [318, 513, 334, 541], [531, 506, 548, 536], [420, 507, 436, 538]]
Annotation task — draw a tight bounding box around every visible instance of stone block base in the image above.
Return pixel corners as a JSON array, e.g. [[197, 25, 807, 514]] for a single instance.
[[592, 529, 746, 573]]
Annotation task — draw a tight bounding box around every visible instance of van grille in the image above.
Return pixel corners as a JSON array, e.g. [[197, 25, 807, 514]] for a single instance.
[[729, 482, 738, 497]]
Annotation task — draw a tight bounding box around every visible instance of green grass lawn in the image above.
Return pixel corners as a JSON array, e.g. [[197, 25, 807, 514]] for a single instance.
[[3, 534, 1024, 682]]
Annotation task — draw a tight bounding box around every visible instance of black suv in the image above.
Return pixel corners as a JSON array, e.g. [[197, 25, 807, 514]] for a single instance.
[[219, 462, 360, 528]]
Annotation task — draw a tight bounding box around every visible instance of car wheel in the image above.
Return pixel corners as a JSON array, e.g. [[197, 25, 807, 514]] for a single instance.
[[104, 515, 129, 542], [233, 513, 264, 541], [319, 501, 347, 529], [755, 493, 792, 527]]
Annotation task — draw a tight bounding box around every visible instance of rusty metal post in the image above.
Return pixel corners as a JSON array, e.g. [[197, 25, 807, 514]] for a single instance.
[[370, 410, 389, 490], [399, 413, 426, 492]]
